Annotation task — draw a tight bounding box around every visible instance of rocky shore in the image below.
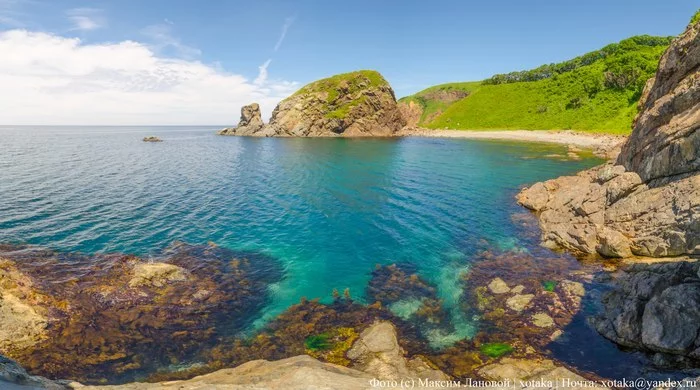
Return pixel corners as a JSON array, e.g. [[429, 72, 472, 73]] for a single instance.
[[517, 18, 699, 369], [517, 19, 699, 259]]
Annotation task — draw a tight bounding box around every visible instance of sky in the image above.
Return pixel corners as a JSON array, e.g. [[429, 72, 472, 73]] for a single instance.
[[0, 0, 697, 125]]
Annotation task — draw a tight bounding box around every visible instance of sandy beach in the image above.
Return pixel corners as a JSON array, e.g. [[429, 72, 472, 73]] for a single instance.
[[399, 128, 626, 157]]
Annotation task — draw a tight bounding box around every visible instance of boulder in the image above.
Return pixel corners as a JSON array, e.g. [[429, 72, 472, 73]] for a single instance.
[[217, 103, 264, 136], [488, 278, 511, 294], [142, 136, 162, 142], [347, 321, 448, 381], [128, 262, 187, 288], [592, 261, 700, 358]]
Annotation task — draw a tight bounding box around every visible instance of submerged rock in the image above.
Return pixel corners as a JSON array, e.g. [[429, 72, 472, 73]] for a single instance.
[[517, 19, 700, 259], [220, 70, 406, 137], [462, 249, 591, 349], [366, 264, 454, 343], [217, 103, 264, 136], [0, 243, 282, 384]]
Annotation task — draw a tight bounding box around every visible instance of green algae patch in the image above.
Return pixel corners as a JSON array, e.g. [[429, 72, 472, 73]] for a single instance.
[[304, 334, 331, 351], [542, 280, 557, 292], [479, 342, 513, 358], [305, 327, 359, 366]]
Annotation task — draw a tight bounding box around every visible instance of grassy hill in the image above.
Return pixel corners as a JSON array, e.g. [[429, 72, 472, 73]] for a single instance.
[[399, 35, 674, 134]]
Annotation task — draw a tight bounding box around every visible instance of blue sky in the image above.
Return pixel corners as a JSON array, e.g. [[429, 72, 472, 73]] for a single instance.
[[0, 0, 697, 124]]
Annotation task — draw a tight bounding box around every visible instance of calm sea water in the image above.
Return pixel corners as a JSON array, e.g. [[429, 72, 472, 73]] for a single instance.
[[0, 125, 602, 342]]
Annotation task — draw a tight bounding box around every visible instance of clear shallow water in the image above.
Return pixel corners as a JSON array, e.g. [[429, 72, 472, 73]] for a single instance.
[[0, 125, 602, 344]]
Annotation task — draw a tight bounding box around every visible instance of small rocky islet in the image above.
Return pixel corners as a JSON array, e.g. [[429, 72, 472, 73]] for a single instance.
[[1, 14, 699, 390]]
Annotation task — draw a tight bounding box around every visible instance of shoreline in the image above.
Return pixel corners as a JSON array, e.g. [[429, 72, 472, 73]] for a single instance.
[[398, 128, 626, 155]]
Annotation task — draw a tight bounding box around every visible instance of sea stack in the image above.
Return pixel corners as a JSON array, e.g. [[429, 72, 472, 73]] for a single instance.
[[218, 103, 265, 136], [220, 70, 406, 137]]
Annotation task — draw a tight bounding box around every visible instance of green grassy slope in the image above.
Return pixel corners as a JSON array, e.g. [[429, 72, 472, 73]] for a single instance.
[[398, 82, 482, 124], [401, 35, 673, 134]]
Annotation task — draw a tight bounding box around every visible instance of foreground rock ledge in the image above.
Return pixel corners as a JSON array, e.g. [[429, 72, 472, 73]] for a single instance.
[[517, 19, 700, 259]]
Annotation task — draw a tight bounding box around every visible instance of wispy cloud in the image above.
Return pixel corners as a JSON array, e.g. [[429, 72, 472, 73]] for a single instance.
[[0, 0, 27, 27], [67, 8, 105, 31], [254, 59, 271, 85], [273, 16, 295, 52], [0, 30, 298, 125], [142, 19, 201, 59]]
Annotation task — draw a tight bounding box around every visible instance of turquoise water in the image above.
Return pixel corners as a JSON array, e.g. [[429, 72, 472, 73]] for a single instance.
[[0, 126, 602, 344]]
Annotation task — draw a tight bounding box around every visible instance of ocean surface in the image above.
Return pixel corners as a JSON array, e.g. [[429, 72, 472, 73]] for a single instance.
[[2, 125, 689, 381], [0, 125, 601, 327]]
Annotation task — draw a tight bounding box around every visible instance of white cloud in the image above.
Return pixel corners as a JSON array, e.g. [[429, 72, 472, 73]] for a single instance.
[[254, 59, 271, 85], [273, 16, 294, 51], [67, 8, 105, 31], [0, 30, 298, 125], [142, 21, 201, 59]]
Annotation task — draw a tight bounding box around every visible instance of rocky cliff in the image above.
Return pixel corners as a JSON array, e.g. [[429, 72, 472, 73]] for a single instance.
[[517, 20, 700, 259], [218, 70, 406, 137]]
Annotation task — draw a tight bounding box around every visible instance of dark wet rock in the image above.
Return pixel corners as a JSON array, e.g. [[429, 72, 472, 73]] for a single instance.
[[592, 261, 700, 360], [0, 243, 282, 384], [517, 20, 700, 258], [0, 354, 67, 389], [141, 136, 162, 142], [217, 103, 264, 136]]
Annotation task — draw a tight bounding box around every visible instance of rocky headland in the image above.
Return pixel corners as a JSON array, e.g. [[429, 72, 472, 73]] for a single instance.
[[517, 19, 699, 259], [517, 18, 700, 369], [217, 70, 406, 137]]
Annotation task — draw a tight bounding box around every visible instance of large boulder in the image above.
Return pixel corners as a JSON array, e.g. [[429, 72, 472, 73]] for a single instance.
[[218, 103, 264, 136], [517, 19, 700, 258], [222, 71, 406, 137], [592, 261, 700, 360]]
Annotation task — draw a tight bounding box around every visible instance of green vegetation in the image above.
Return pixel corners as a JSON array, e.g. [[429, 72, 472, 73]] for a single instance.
[[542, 280, 557, 292], [401, 35, 673, 134], [290, 70, 388, 120], [304, 334, 331, 351], [691, 9, 700, 26], [293, 70, 387, 98], [479, 342, 514, 358], [398, 82, 481, 125]]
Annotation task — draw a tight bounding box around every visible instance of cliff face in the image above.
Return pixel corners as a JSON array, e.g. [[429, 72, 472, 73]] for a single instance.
[[517, 20, 700, 259], [218, 70, 406, 137]]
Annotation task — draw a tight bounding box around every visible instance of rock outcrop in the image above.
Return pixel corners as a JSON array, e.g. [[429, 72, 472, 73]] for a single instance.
[[592, 261, 700, 363], [220, 70, 406, 137], [517, 20, 700, 258], [142, 136, 162, 142], [217, 103, 264, 136]]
